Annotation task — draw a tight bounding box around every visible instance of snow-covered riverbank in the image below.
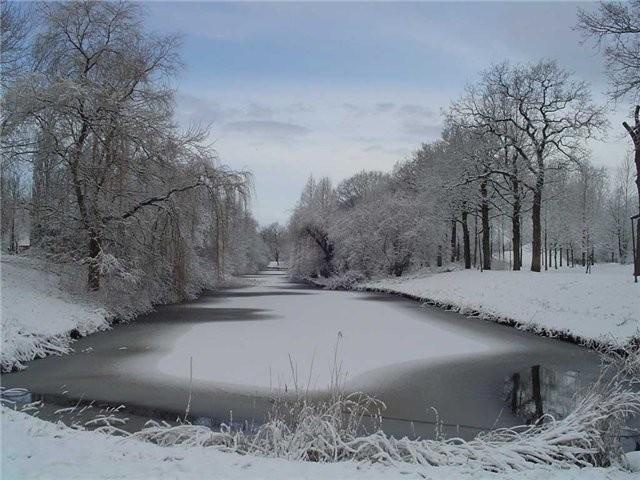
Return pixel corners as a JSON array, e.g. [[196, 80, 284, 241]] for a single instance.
[[0, 254, 254, 372], [1, 255, 111, 372], [362, 264, 640, 348]]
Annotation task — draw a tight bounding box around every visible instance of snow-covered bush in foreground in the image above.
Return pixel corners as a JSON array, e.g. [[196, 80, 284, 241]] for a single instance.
[[3, 345, 639, 477], [5, 407, 638, 480], [131, 388, 637, 471], [97, 356, 640, 473]]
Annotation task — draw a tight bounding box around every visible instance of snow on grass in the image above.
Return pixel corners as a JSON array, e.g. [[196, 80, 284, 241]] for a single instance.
[[363, 264, 640, 347], [6, 351, 640, 479], [133, 372, 640, 470], [2, 406, 638, 480], [1, 255, 110, 372]]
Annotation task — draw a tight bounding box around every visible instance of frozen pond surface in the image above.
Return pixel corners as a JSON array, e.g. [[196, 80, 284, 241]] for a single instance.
[[2, 271, 602, 439]]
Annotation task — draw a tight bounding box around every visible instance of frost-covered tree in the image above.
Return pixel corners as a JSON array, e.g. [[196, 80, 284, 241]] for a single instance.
[[450, 86, 531, 271], [260, 222, 283, 265], [578, 1, 640, 278], [0, 1, 31, 90], [1, 1, 264, 302], [289, 176, 337, 277], [607, 154, 638, 263], [452, 60, 606, 272]]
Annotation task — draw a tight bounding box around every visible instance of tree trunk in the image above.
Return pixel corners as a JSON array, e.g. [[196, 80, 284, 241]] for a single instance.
[[450, 219, 457, 263], [510, 154, 522, 271], [473, 214, 478, 268], [636, 218, 640, 279], [531, 365, 544, 423], [618, 233, 623, 263], [520, 242, 523, 267], [461, 211, 471, 269], [69, 120, 97, 290], [511, 373, 520, 414], [87, 231, 101, 291], [10, 205, 16, 253], [544, 231, 548, 271], [531, 188, 543, 272], [635, 158, 640, 277], [622, 107, 640, 279], [481, 183, 491, 270]]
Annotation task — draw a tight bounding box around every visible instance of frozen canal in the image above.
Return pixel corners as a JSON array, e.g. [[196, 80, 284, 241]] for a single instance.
[[2, 271, 601, 439]]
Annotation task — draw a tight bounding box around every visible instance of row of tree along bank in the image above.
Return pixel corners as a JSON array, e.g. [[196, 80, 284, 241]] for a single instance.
[[1, 1, 271, 306], [288, 57, 639, 280]]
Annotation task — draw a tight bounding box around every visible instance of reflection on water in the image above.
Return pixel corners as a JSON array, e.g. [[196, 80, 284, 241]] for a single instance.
[[504, 365, 640, 452], [0, 387, 258, 435], [505, 364, 583, 424]]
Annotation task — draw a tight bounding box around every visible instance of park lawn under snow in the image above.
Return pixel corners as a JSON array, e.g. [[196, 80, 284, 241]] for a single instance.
[[2, 407, 638, 480], [363, 263, 640, 346], [0, 255, 110, 371]]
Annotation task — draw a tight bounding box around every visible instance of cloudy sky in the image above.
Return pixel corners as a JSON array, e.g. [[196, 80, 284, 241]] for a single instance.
[[145, 1, 631, 225]]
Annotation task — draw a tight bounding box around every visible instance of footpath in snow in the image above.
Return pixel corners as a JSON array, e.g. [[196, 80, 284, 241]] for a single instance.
[[363, 263, 640, 347]]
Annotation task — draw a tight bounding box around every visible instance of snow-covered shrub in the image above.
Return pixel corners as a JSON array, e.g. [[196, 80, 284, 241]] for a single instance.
[[0, 318, 72, 372], [312, 271, 366, 290], [595, 339, 640, 386], [124, 368, 640, 471]]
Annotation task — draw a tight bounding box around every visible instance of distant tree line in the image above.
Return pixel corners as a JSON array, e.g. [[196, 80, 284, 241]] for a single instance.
[[287, 57, 638, 279]]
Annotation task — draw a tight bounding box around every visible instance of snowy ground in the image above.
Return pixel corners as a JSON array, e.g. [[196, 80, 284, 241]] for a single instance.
[[1, 255, 110, 371], [2, 406, 638, 480], [363, 263, 640, 347], [2, 256, 640, 479]]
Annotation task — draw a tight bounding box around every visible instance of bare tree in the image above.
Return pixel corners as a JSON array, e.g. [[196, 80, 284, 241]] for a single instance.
[[289, 176, 336, 277], [455, 60, 607, 272], [607, 154, 636, 262], [3, 1, 257, 294], [578, 1, 640, 101], [578, 1, 640, 277], [441, 124, 495, 270], [260, 222, 282, 265], [0, 0, 31, 89]]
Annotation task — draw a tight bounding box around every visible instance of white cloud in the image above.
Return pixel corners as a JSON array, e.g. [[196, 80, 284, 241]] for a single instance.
[[222, 120, 310, 139]]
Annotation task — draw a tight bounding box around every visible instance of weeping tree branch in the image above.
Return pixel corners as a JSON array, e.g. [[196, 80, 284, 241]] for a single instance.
[[102, 170, 249, 224]]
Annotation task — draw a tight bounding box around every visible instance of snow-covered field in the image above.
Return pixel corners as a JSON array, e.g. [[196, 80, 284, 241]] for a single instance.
[[2, 406, 638, 480], [363, 264, 640, 347], [1, 255, 110, 371]]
